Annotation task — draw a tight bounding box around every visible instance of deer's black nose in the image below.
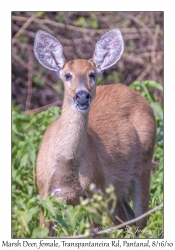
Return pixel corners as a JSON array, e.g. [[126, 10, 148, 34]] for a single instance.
[[75, 91, 91, 106], [74, 91, 91, 111]]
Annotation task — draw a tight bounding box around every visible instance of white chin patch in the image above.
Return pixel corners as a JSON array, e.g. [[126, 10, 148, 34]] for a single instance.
[[77, 105, 90, 113]]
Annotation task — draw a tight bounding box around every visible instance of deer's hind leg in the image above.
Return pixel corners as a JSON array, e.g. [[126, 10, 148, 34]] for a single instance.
[[131, 162, 151, 232], [111, 196, 135, 227]]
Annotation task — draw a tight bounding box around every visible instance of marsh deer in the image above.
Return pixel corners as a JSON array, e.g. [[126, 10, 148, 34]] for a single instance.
[[34, 29, 156, 234]]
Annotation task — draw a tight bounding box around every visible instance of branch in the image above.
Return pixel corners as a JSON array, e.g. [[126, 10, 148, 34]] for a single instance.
[[129, 15, 155, 43], [151, 25, 160, 63], [136, 53, 162, 82], [58, 203, 163, 238], [12, 15, 155, 36], [25, 45, 33, 111], [12, 13, 37, 45], [24, 100, 63, 115], [122, 53, 145, 66], [12, 15, 108, 35], [12, 51, 56, 89]]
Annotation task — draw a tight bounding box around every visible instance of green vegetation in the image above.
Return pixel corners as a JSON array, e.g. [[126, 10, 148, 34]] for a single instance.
[[12, 80, 163, 238]]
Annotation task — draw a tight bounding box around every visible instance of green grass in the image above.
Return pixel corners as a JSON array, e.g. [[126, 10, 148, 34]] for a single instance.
[[12, 80, 163, 238]]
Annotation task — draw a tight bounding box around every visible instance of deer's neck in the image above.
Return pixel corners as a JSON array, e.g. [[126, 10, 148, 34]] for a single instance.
[[56, 98, 88, 161]]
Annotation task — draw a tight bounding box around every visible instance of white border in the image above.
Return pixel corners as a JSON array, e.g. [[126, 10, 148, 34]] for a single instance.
[[1, 0, 175, 248]]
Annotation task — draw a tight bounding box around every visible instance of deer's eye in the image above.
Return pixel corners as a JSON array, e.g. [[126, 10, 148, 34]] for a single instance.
[[65, 73, 72, 81], [89, 72, 96, 81]]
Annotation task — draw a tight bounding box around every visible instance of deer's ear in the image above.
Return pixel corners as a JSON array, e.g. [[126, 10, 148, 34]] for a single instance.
[[34, 30, 66, 74], [93, 29, 124, 73]]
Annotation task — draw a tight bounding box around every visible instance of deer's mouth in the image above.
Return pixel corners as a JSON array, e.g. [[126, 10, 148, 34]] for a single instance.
[[76, 103, 90, 111]]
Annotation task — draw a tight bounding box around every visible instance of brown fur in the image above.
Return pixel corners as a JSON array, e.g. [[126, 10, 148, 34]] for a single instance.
[[37, 79, 156, 231], [34, 29, 156, 235]]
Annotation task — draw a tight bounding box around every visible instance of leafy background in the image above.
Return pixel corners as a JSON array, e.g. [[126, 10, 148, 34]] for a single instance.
[[12, 11, 163, 238]]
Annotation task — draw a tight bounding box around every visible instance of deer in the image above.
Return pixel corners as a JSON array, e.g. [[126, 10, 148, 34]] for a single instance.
[[34, 28, 156, 236]]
